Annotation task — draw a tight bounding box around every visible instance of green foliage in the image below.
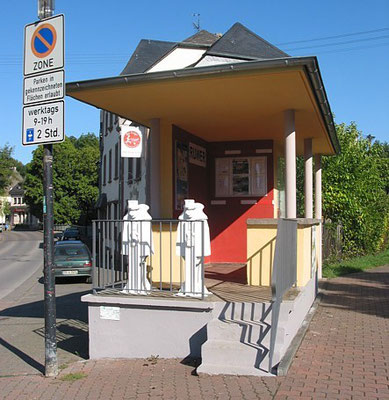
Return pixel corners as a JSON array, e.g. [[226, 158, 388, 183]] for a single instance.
[[323, 248, 389, 278], [59, 372, 87, 381], [322, 122, 389, 255], [2, 200, 11, 218], [0, 145, 16, 194], [24, 134, 99, 225]]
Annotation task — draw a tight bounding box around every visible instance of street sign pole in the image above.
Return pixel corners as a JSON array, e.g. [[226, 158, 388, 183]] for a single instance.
[[39, 0, 57, 378]]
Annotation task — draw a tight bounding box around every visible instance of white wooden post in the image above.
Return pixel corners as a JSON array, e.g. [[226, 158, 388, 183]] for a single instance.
[[285, 110, 296, 218], [304, 138, 313, 218], [315, 154, 323, 278]]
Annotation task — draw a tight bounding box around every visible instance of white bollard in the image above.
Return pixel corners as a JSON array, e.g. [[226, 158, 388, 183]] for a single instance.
[[122, 200, 153, 295], [176, 199, 211, 297]]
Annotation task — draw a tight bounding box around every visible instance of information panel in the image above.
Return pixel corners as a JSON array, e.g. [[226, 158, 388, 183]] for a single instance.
[[22, 101, 64, 145]]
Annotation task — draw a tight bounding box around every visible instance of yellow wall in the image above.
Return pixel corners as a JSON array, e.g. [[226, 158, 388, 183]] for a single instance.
[[160, 121, 173, 218], [149, 223, 182, 285], [247, 225, 277, 286], [247, 223, 316, 288]]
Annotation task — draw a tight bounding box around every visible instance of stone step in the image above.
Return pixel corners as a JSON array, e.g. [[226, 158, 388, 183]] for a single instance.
[[200, 339, 262, 370]]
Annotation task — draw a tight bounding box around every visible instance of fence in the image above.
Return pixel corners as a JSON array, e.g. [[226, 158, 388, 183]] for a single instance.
[[322, 222, 343, 260], [91, 219, 207, 298], [268, 218, 297, 371]]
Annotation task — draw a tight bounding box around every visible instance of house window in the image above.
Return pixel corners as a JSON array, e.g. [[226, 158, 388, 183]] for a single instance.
[[128, 158, 141, 182], [215, 157, 267, 197], [104, 112, 108, 136], [103, 155, 107, 185], [108, 149, 112, 182], [14, 198, 17, 204], [114, 143, 119, 180], [107, 113, 113, 132], [113, 203, 118, 220]]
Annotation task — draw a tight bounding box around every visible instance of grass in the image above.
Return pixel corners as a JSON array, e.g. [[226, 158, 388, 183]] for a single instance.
[[323, 248, 389, 278], [59, 372, 87, 382]]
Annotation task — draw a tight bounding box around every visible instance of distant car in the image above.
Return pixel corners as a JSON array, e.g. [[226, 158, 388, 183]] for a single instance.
[[60, 228, 81, 241], [54, 240, 92, 282]]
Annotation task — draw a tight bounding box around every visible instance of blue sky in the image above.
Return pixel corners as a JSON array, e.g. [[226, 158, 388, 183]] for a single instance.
[[1, 0, 388, 164]]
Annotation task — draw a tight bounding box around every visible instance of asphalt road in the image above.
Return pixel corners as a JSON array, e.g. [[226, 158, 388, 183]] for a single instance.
[[0, 230, 43, 300], [0, 230, 92, 376]]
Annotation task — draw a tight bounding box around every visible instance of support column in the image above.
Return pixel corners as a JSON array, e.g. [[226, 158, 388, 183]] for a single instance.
[[148, 119, 161, 217], [284, 110, 296, 218], [315, 154, 323, 278], [304, 138, 313, 218]]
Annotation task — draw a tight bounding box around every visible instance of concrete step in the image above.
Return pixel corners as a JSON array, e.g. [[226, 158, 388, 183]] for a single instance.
[[200, 300, 290, 375], [221, 302, 272, 323], [200, 339, 262, 370]]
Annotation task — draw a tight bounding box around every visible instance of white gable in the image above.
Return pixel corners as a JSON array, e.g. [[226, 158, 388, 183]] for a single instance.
[[147, 47, 206, 73], [195, 55, 245, 67]]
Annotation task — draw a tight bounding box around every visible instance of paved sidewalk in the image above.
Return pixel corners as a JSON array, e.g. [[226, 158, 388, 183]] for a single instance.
[[0, 265, 388, 399]]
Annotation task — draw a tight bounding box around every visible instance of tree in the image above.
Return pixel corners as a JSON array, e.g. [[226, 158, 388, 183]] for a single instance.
[[321, 122, 389, 255], [0, 145, 16, 194], [24, 134, 99, 225]]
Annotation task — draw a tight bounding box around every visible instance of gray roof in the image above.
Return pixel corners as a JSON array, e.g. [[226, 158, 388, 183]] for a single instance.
[[207, 23, 289, 60], [9, 184, 24, 196], [120, 23, 289, 76], [182, 30, 219, 46]]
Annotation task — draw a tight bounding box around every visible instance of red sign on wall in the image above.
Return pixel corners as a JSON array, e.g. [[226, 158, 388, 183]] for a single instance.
[[121, 126, 142, 158]]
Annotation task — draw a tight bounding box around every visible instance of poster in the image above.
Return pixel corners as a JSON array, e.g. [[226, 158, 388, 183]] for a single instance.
[[215, 156, 268, 197], [251, 157, 267, 196], [232, 159, 249, 195], [175, 141, 188, 210], [215, 158, 230, 197]]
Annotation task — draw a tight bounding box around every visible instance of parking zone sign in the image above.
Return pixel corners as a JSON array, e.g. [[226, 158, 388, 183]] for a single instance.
[[23, 14, 65, 146], [24, 14, 64, 76]]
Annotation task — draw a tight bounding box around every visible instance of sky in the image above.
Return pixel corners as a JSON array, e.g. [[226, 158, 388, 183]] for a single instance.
[[1, 0, 388, 164]]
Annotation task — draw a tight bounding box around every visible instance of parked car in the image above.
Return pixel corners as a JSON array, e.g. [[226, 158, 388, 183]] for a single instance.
[[59, 228, 81, 241], [54, 240, 92, 282]]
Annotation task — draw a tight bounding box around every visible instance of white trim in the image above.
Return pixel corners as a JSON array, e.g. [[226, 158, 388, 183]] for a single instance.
[[240, 200, 257, 205], [211, 200, 226, 205], [255, 149, 272, 154]]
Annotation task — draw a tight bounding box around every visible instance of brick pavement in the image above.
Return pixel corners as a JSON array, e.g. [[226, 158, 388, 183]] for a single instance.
[[0, 265, 388, 399], [275, 265, 389, 400]]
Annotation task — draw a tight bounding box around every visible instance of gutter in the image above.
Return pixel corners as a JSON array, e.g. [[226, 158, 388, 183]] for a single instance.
[[66, 56, 340, 154]]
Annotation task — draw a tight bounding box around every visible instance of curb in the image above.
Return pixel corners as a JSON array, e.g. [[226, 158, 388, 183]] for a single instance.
[[276, 279, 328, 376]]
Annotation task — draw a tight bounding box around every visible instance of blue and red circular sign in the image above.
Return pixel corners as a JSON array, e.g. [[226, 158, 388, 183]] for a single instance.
[[31, 23, 57, 58]]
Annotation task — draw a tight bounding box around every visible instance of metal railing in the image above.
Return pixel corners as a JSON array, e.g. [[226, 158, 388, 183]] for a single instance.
[[268, 218, 297, 371], [91, 219, 207, 299]]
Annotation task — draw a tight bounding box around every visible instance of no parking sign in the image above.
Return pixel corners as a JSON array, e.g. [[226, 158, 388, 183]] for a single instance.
[[24, 14, 64, 76]]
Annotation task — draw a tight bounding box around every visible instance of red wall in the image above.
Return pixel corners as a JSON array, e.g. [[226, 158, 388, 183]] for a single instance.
[[208, 140, 274, 263], [172, 127, 274, 264]]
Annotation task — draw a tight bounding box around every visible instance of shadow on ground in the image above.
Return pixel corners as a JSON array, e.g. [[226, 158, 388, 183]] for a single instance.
[[0, 288, 90, 372], [320, 267, 389, 319]]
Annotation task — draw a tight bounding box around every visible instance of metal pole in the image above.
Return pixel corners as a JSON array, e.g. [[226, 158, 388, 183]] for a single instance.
[[39, 0, 58, 377]]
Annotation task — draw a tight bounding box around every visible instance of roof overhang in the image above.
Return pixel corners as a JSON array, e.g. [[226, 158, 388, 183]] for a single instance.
[[66, 57, 339, 155]]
